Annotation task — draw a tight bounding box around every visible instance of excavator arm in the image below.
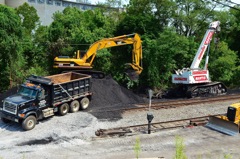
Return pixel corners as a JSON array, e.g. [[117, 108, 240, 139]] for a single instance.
[[53, 33, 143, 80]]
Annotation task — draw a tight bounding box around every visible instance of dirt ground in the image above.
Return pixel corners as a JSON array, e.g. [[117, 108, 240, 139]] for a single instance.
[[0, 77, 240, 159], [1, 106, 240, 159]]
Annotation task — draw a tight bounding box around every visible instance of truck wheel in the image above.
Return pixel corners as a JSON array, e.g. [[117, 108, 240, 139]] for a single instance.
[[59, 103, 69, 116], [22, 115, 36, 131], [70, 100, 80, 113], [1, 117, 11, 123], [80, 97, 90, 110]]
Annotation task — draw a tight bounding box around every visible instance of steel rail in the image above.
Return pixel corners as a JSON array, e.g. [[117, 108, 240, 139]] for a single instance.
[[95, 114, 224, 137]]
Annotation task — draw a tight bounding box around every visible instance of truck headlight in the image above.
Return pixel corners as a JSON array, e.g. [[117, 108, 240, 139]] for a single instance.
[[0, 107, 2, 111]]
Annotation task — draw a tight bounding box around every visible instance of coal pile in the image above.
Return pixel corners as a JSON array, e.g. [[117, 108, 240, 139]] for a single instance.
[[89, 76, 146, 120], [91, 76, 145, 107]]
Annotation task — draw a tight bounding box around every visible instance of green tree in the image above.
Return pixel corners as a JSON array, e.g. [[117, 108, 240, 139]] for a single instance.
[[225, 6, 240, 57], [209, 41, 238, 86], [172, 0, 217, 37], [15, 2, 40, 35], [116, 0, 175, 36], [15, 3, 47, 77], [0, 5, 24, 91], [140, 29, 196, 90]]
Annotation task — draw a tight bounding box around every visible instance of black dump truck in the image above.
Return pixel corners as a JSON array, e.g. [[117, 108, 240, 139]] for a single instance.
[[0, 72, 92, 130]]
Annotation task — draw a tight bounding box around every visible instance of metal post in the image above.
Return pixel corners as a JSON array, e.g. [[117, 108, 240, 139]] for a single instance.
[[148, 120, 151, 134], [147, 112, 154, 134], [147, 89, 154, 134]]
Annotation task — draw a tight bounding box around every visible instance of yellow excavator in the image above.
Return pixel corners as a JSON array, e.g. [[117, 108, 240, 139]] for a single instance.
[[53, 33, 143, 80], [206, 102, 240, 136]]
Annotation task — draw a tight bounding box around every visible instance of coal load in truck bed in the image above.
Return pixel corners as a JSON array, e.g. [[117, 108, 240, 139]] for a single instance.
[[90, 76, 145, 108]]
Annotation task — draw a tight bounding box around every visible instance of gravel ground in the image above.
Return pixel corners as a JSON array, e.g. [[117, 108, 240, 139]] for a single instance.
[[1, 77, 240, 159], [1, 99, 240, 159]]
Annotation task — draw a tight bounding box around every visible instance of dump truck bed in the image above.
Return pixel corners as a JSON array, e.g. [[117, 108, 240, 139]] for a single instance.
[[45, 72, 92, 105]]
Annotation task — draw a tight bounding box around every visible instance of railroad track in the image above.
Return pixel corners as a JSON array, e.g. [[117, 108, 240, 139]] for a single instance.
[[90, 94, 240, 113], [95, 114, 222, 138]]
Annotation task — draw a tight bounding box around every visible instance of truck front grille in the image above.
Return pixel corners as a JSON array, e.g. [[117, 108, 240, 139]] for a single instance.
[[3, 101, 17, 115]]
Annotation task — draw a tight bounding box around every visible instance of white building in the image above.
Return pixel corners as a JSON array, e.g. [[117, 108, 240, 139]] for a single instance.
[[0, 0, 100, 25]]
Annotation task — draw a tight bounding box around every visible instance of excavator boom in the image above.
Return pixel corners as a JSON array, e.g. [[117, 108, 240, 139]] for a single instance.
[[54, 33, 143, 80]]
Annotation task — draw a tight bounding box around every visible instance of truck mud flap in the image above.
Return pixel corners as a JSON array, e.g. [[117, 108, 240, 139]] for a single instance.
[[206, 116, 239, 136]]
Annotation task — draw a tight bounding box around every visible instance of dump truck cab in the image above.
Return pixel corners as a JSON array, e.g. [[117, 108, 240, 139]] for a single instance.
[[1, 78, 51, 124], [0, 72, 92, 131]]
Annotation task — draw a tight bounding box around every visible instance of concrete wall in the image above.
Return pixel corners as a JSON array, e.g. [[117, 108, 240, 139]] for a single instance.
[[4, 0, 97, 26], [5, 0, 26, 7], [0, 0, 5, 5]]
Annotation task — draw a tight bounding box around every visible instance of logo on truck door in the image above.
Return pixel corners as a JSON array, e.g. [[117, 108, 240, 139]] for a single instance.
[[39, 100, 46, 108]]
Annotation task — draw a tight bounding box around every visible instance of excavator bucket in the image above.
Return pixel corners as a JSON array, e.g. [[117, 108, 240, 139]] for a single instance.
[[124, 63, 141, 81], [125, 69, 139, 81], [206, 116, 239, 136]]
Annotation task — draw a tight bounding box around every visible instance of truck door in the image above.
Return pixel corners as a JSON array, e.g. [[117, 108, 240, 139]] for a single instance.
[[37, 88, 50, 109]]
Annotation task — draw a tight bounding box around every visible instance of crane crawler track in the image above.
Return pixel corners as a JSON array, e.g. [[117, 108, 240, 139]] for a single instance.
[[187, 81, 227, 98]]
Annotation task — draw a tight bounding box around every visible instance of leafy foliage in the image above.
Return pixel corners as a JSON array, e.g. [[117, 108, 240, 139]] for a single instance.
[[15, 2, 40, 35], [134, 136, 141, 159], [174, 136, 187, 159], [140, 29, 196, 89], [209, 41, 238, 85], [0, 5, 23, 91], [1, 0, 240, 93]]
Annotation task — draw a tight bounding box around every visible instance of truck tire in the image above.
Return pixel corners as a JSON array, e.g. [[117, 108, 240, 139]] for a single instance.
[[22, 115, 37, 131], [70, 100, 80, 113], [1, 117, 11, 123], [59, 103, 69, 116], [80, 97, 90, 110]]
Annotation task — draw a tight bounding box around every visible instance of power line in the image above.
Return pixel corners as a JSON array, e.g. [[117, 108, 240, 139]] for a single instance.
[[212, 0, 240, 11]]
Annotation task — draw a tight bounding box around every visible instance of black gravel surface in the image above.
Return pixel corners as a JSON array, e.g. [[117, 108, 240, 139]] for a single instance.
[[89, 76, 146, 120], [91, 76, 145, 108]]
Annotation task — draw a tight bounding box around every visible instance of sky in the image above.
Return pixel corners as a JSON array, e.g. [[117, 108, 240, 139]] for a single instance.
[[231, 0, 240, 4]]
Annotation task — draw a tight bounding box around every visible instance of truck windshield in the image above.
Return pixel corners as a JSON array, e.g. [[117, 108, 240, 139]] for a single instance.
[[18, 87, 38, 99]]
